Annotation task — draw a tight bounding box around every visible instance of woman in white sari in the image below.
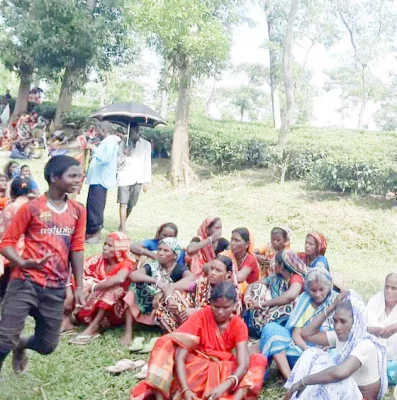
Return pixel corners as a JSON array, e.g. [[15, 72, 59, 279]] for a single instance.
[[284, 290, 388, 400], [367, 272, 397, 385]]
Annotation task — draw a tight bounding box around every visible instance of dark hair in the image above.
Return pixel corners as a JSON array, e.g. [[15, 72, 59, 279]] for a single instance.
[[207, 218, 221, 231], [335, 300, 353, 317], [216, 255, 233, 272], [232, 227, 250, 243], [44, 155, 80, 185], [4, 161, 18, 179], [20, 164, 29, 171], [158, 222, 178, 237], [10, 177, 32, 198], [210, 281, 237, 303], [271, 227, 288, 240]]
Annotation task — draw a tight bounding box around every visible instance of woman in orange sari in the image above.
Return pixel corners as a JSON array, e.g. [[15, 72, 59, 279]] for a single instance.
[[186, 217, 229, 278], [221, 228, 260, 295], [64, 232, 135, 344], [130, 281, 267, 400]]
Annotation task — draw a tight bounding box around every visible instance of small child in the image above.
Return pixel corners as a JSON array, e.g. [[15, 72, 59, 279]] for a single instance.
[[0, 155, 86, 375], [255, 226, 291, 278]]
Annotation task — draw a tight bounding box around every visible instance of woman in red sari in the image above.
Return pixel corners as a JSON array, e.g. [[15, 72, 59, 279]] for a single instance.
[[221, 228, 260, 295], [131, 281, 267, 400], [65, 232, 135, 344], [186, 217, 229, 278]]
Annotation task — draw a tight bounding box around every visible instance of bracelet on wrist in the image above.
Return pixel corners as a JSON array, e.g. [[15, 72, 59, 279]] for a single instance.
[[65, 283, 73, 288], [226, 375, 239, 391], [165, 295, 175, 303], [181, 388, 194, 398], [91, 283, 97, 293], [301, 377, 307, 388]]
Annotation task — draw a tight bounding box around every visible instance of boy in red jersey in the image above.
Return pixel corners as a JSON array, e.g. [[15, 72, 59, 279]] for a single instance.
[[0, 155, 86, 374]]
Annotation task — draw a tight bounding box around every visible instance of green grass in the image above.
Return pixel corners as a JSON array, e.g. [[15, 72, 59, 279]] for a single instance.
[[0, 157, 396, 399]]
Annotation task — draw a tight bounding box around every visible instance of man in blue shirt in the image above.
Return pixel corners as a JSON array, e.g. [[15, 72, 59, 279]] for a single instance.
[[85, 126, 123, 244]]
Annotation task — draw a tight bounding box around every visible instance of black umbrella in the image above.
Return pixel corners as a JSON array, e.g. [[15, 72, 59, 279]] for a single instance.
[[90, 101, 167, 129]]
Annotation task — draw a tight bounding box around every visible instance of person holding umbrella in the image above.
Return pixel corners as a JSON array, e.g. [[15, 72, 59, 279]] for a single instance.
[[85, 124, 123, 244], [117, 124, 151, 233]]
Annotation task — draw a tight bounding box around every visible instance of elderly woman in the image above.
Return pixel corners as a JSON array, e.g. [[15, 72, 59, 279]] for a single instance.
[[221, 227, 260, 295], [298, 231, 329, 271], [284, 291, 387, 400], [122, 237, 195, 347], [130, 282, 268, 400], [186, 217, 229, 278], [367, 272, 397, 385], [259, 267, 336, 379], [245, 249, 307, 338], [66, 232, 135, 345]]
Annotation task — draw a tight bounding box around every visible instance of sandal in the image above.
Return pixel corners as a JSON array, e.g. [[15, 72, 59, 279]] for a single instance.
[[69, 333, 101, 345], [134, 363, 148, 380], [105, 359, 145, 375], [60, 328, 77, 337], [141, 337, 158, 353], [129, 336, 145, 352]]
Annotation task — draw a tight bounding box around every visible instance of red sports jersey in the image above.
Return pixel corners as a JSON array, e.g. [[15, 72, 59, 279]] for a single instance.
[[0, 195, 86, 288]]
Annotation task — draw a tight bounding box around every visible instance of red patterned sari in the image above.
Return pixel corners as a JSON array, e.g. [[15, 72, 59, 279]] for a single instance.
[[131, 306, 267, 400]]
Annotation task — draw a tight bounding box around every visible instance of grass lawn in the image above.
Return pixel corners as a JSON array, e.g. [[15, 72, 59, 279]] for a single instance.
[[0, 157, 396, 399]]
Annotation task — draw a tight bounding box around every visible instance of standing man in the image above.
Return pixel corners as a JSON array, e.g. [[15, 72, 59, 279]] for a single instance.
[[85, 124, 122, 244], [117, 124, 151, 233]]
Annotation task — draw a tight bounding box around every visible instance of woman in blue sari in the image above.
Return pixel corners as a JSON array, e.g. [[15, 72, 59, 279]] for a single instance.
[[259, 266, 336, 379]]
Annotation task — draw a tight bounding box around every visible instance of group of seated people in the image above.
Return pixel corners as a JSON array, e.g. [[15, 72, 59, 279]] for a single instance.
[[31, 216, 393, 400]]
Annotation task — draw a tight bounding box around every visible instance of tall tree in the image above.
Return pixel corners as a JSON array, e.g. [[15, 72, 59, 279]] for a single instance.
[[278, 0, 300, 147], [129, 0, 243, 186]]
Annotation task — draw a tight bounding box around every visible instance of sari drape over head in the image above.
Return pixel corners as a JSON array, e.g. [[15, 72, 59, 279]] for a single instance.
[[130, 306, 267, 400], [298, 231, 329, 271], [77, 232, 134, 327]]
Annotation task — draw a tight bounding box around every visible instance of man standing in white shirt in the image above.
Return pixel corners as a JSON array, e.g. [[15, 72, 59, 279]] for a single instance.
[[117, 124, 152, 232]]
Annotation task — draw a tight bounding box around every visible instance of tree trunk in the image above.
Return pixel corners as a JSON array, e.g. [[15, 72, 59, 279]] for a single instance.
[[160, 89, 169, 119], [53, 66, 78, 129], [278, 0, 300, 147], [358, 65, 367, 129], [205, 76, 217, 117], [12, 69, 32, 118], [240, 106, 245, 122], [170, 61, 194, 187], [265, 2, 282, 130]]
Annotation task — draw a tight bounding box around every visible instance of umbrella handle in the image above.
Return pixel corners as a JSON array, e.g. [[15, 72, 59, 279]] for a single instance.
[[126, 123, 130, 146]]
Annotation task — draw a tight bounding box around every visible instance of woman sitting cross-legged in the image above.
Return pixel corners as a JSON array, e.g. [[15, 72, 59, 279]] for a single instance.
[[367, 272, 397, 385], [258, 266, 336, 379], [298, 231, 329, 271], [284, 290, 388, 400], [130, 281, 268, 400], [221, 227, 260, 295], [130, 222, 185, 265], [122, 237, 195, 346], [245, 249, 307, 338], [186, 216, 229, 278], [65, 232, 135, 344]]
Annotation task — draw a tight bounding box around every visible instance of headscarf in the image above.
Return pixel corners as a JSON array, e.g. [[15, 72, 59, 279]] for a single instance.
[[272, 225, 292, 248], [334, 290, 388, 399], [107, 232, 131, 262], [307, 232, 327, 256], [278, 249, 308, 276], [159, 237, 182, 260], [286, 266, 335, 330], [197, 216, 219, 239]]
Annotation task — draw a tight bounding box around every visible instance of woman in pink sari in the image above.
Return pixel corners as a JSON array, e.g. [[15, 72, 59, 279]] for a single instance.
[[186, 217, 229, 278]]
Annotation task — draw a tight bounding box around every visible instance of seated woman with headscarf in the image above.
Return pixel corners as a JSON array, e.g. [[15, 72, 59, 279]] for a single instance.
[[130, 222, 185, 265], [186, 217, 229, 278], [367, 272, 397, 386], [298, 232, 329, 271], [130, 282, 268, 400], [284, 291, 387, 400], [245, 249, 307, 338], [258, 267, 336, 379], [66, 232, 135, 345], [221, 227, 260, 295], [122, 237, 195, 347], [255, 226, 292, 279]]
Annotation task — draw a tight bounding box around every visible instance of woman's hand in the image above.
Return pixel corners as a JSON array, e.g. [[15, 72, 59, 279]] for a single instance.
[[256, 254, 270, 266], [204, 380, 232, 400], [381, 324, 397, 339], [332, 291, 349, 309], [157, 281, 170, 293], [183, 389, 197, 400], [152, 294, 162, 308], [284, 380, 305, 400], [179, 308, 196, 323], [64, 290, 74, 311]]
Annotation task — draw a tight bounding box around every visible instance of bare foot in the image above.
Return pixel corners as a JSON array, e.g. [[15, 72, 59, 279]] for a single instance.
[[120, 333, 132, 347], [61, 316, 75, 333]]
